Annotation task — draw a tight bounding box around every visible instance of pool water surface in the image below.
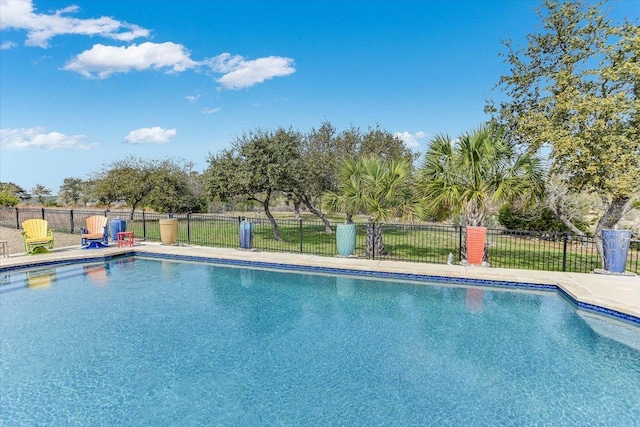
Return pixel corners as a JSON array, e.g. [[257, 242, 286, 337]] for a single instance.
[[1, 257, 639, 426]]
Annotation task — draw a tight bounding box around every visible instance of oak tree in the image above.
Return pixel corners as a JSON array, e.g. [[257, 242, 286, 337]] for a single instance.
[[489, 0, 639, 265]]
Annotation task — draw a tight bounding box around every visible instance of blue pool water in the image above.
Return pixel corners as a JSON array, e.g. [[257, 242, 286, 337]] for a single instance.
[[1, 257, 639, 426]]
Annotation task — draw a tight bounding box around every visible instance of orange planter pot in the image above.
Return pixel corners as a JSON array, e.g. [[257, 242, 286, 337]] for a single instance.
[[466, 226, 487, 265]]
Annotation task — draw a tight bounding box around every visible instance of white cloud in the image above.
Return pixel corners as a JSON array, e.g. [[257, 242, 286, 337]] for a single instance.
[[202, 107, 221, 114], [205, 53, 296, 90], [124, 127, 176, 144], [64, 46, 296, 89], [205, 53, 243, 73], [0, 127, 94, 149], [394, 131, 427, 149], [0, 0, 149, 48], [64, 42, 197, 78], [185, 94, 200, 103], [1, 1, 295, 89], [0, 40, 17, 49]]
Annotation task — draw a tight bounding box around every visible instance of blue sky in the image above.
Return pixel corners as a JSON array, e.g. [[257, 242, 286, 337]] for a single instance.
[[1, 0, 637, 193]]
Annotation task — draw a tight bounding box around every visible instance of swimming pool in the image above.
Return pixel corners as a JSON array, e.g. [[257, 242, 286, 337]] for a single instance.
[[1, 257, 639, 426]]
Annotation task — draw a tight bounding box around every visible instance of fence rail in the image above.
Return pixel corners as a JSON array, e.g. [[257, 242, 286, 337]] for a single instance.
[[1, 207, 638, 274]]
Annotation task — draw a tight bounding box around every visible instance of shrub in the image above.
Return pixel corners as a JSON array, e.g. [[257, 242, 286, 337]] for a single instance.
[[498, 204, 590, 234], [0, 191, 19, 207]]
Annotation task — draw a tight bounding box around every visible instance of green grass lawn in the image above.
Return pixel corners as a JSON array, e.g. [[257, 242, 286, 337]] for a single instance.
[[124, 217, 636, 274]]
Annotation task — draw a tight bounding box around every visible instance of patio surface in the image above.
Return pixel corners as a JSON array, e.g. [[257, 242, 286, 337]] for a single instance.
[[1, 239, 639, 324]]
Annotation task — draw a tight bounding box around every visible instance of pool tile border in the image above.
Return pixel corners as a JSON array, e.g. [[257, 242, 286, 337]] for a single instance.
[[0, 252, 134, 273], [135, 251, 556, 289], [2, 249, 639, 327]]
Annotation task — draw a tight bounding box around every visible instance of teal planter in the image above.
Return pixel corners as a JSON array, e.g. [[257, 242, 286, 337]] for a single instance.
[[602, 229, 631, 273], [336, 223, 356, 256]]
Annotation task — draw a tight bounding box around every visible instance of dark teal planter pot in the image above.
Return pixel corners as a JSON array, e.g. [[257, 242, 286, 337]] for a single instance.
[[602, 229, 631, 273], [336, 223, 356, 256]]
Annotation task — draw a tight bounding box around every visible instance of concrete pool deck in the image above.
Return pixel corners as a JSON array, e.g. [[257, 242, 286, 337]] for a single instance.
[[1, 241, 639, 323]]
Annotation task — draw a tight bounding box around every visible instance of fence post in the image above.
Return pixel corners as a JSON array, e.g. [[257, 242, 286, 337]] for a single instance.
[[457, 225, 463, 262], [70, 209, 74, 234], [142, 210, 147, 240], [41, 207, 45, 220], [187, 212, 191, 244], [15, 207, 19, 229], [562, 233, 568, 272], [299, 219, 303, 253]]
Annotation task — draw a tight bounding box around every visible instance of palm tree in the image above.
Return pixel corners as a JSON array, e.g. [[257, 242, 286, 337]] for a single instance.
[[323, 155, 415, 256], [417, 123, 544, 227]]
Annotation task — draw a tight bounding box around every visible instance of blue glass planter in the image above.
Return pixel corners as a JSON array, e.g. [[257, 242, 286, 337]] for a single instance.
[[602, 229, 631, 273], [239, 220, 254, 249], [109, 218, 126, 242]]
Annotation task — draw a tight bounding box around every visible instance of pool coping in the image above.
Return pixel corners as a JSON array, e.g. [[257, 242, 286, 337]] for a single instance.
[[1, 242, 639, 326]]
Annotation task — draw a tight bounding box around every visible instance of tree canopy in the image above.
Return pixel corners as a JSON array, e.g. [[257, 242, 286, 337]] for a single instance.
[[91, 156, 202, 215], [31, 184, 52, 205], [205, 122, 418, 239], [489, 0, 639, 239], [323, 155, 415, 223], [417, 123, 544, 227], [205, 127, 304, 240], [58, 177, 85, 206], [323, 154, 415, 255], [292, 121, 417, 232], [0, 182, 30, 201]]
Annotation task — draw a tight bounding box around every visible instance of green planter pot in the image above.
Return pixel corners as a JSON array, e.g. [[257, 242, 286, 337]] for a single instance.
[[336, 223, 356, 256]]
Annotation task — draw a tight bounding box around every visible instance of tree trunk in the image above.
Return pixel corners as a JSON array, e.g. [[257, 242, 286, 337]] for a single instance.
[[261, 190, 282, 241], [545, 176, 587, 241], [554, 211, 585, 237], [296, 193, 332, 233], [293, 199, 301, 220], [548, 206, 588, 244], [466, 199, 485, 227], [595, 195, 631, 269], [374, 224, 386, 256], [366, 222, 386, 258]]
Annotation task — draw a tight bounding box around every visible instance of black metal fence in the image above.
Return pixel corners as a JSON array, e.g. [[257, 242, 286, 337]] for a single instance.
[[1, 207, 638, 274]]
